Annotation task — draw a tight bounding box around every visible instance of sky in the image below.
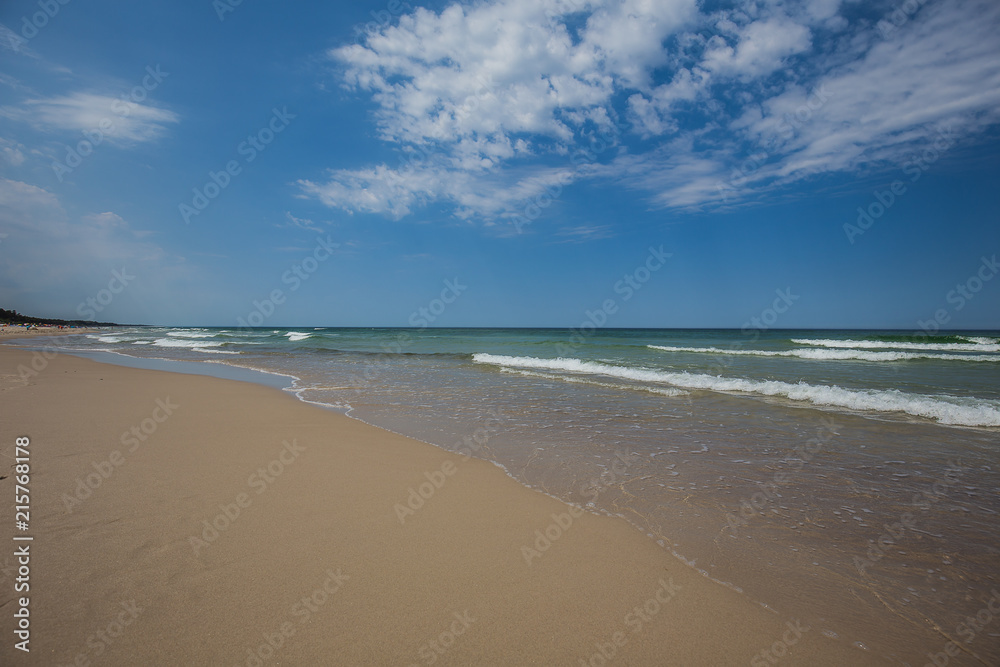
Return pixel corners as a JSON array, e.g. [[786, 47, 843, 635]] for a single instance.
[[0, 0, 998, 329]]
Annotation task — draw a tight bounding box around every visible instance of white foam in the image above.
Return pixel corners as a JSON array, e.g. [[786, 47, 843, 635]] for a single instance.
[[960, 336, 1000, 345], [285, 332, 311, 342], [87, 334, 123, 343], [648, 345, 1000, 363], [152, 338, 224, 349], [500, 367, 688, 397], [166, 331, 216, 339], [472, 354, 1000, 427], [791, 338, 1000, 352]]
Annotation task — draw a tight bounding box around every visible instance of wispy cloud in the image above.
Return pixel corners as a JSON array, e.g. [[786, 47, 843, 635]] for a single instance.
[[281, 211, 324, 233], [0, 178, 194, 313], [0, 23, 36, 59], [303, 0, 1000, 220], [552, 224, 616, 243], [1, 91, 179, 145], [0, 137, 25, 166]]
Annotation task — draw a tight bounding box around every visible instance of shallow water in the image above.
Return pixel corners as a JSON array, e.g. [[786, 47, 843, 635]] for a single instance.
[[13, 327, 1000, 664]]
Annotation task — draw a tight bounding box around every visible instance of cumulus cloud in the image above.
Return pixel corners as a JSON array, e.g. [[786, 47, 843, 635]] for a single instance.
[[335, 0, 696, 147], [304, 0, 1000, 219]]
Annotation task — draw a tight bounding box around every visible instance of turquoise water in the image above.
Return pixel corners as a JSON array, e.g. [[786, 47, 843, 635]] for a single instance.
[[13, 327, 1000, 664], [55, 326, 1000, 425]]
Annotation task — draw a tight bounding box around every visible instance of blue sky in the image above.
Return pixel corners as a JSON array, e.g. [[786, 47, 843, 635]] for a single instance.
[[0, 0, 998, 328]]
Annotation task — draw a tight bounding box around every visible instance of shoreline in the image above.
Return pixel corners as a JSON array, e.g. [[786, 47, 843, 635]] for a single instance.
[[0, 327, 103, 339], [0, 344, 876, 664]]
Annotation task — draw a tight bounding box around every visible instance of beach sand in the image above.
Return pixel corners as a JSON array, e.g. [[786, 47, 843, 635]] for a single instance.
[[0, 327, 99, 338], [0, 343, 876, 665]]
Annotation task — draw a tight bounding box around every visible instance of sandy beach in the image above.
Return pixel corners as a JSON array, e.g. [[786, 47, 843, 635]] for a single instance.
[[0, 327, 100, 338], [0, 341, 879, 665], [4, 0, 998, 661]]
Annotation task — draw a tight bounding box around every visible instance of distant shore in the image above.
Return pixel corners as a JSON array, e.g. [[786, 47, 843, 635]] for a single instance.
[[0, 344, 873, 665]]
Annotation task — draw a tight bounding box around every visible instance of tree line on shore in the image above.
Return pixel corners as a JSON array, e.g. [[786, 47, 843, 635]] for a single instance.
[[0, 308, 120, 327]]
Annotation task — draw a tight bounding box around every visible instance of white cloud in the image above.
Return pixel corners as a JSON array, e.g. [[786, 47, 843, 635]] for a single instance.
[[305, 0, 1000, 219], [552, 223, 616, 243], [282, 212, 324, 233], [1, 92, 180, 145], [309, 0, 696, 218], [299, 160, 574, 224], [701, 17, 812, 78], [0, 179, 165, 272], [0, 179, 194, 318], [0, 23, 34, 58], [770, 0, 1000, 177], [0, 137, 26, 166], [623, 0, 1000, 209], [334, 0, 688, 146], [300, 163, 453, 219]]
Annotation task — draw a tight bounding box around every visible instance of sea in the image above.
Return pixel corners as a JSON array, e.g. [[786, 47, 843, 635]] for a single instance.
[[11, 327, 1000, 665]]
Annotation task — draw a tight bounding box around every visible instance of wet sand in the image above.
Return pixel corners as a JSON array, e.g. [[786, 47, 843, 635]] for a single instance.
[[0, 344, 875, 665]]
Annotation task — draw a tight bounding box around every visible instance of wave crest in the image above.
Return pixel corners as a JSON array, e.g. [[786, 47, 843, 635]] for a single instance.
[[791, 338, 1000, 352], [648, 344, 1000, 362], [472, 353, 1000, 427]]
